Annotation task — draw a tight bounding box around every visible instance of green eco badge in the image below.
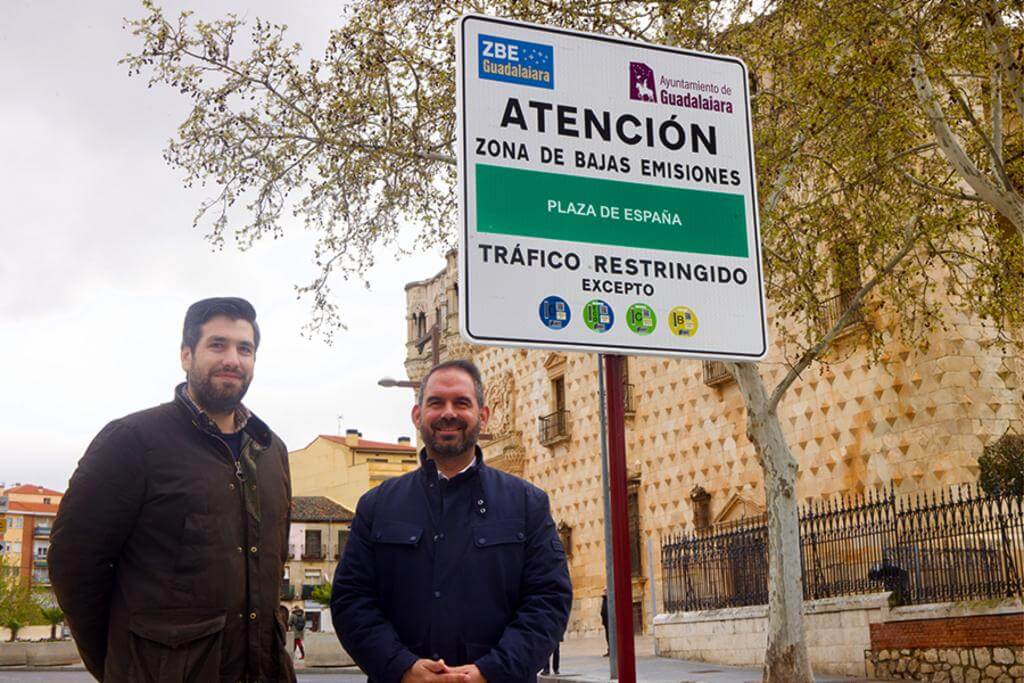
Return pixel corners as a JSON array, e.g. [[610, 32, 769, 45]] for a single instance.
[[626, 303, 657, 335], [583, 299, 614, 333], [668, 306, 699, 337]]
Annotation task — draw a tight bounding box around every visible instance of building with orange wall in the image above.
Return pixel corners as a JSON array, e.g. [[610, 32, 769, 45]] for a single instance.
[[0, 484, 63, 589]]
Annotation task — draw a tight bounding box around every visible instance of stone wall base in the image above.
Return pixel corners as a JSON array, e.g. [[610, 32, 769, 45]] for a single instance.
[[865, 646, 1024, 682], [655, 597, 1024, 680], [654, 593, 889, 678]]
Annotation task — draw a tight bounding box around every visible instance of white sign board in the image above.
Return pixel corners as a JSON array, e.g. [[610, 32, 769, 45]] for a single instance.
[[457, 15, 767, 359]]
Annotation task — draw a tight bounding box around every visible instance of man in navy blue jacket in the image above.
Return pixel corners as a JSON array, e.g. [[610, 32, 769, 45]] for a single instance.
[[331, 360, 572, 683]]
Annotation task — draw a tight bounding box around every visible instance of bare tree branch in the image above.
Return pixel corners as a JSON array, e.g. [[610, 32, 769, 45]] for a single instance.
[[992, 63, 1004, 164], [910, 52, 1024, 240], [936, 68, 1013, 191], [900, 170, 984, 202], [981, 1, 1024, 123]]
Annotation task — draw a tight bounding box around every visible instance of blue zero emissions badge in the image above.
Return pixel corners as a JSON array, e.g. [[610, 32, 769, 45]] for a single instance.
[[539, 296, 570, 330], [478, 34, 554, 89]]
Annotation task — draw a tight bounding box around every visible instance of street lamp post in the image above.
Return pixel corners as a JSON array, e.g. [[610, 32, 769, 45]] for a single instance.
[[415, 323, 441, 366], [377, 378, 419, 389], [377, 322, 441, 390]]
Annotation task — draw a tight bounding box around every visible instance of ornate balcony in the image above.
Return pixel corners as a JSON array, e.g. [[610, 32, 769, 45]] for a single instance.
[[819, 289, 863, 334], [538, 410, 570, 446], [702, 360, 732, 387], [302, 547, 325, 561]]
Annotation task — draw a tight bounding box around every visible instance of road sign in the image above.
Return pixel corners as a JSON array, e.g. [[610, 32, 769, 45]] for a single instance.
[[457, 15, 767, 360]]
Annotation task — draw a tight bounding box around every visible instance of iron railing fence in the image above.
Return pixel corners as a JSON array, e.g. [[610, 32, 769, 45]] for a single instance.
[[289, 543, 343, 562], [662, 484, 1023, 613], [819, 289, 863, 332], [538, 410, 570, 444]]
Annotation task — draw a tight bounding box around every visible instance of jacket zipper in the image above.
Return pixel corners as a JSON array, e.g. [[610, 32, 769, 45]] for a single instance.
[[195, 419, 246, 483], [195, 421, 253, 665], [214, 433, 255, 678]]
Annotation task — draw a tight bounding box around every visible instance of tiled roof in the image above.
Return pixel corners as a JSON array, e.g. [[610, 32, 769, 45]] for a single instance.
[[318, 435, 416, 453], [291, 496, 355, 522], [354, 438, 417, 453], [7, 501, 59, 515], [4, 484, 62, 496]]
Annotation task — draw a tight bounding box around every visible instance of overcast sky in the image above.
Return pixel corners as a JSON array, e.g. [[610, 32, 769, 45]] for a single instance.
[[0, 1, 446, 491]]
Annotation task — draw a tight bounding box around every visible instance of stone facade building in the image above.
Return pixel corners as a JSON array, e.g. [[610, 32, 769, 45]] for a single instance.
[[403, 250, 1023, 639]]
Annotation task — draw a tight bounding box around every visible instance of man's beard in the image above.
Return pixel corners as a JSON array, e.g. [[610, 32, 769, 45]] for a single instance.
[[188, 365, 251, 415], [420, 417, 480, 459]]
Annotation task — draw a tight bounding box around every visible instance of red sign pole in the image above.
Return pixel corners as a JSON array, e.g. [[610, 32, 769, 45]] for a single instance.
[[603, 354, 635, 683]]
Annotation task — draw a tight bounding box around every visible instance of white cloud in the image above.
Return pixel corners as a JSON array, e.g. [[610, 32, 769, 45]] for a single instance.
[[0, 0, 446, 490]]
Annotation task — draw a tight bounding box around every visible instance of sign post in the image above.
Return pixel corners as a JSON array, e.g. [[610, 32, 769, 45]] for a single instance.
[[456, 15, 765, 682], [603, 354, 635, 682]]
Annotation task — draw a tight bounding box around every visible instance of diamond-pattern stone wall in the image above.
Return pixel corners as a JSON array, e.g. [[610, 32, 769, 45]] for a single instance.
[[403, 251, 1023, 638]]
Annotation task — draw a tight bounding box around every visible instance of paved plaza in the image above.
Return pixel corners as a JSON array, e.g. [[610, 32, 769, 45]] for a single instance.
[[539, 636, 881, 683], [0, 635, 884, 682]]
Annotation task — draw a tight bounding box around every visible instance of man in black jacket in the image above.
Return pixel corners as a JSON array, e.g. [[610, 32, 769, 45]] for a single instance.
[[49, 297, 295, 682], [332, 360, 572, 683]]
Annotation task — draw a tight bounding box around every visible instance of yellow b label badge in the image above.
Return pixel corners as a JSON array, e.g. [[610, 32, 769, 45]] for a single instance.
[[668, 306, 699, 337]]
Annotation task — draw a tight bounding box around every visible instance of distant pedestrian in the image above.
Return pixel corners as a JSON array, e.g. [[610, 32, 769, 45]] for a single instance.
[[600, 593, 609, 657], [48, 297, 296, 682], [540, 642, 560, 676], [290, 606, 306, 660], [332, 359, 573, 682]]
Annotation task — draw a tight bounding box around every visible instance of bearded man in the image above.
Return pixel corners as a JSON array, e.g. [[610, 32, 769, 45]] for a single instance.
[[49, 297, 295, 682], [331, 360, 572, 683]]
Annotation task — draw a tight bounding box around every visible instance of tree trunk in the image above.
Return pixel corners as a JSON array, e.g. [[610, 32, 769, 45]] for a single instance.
[[731, 362, 814, 683], [50, 623, 56, 640]]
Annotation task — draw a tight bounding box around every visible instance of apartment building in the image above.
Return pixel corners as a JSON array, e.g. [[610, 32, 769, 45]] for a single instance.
[[289, 431, 419, 511], [0, 484, 63, 589], [281, 496, 354, 632]]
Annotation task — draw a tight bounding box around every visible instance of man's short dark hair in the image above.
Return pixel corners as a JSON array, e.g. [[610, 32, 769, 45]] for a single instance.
[[182, 297, 261, 351], [418, 359, 486, 407]]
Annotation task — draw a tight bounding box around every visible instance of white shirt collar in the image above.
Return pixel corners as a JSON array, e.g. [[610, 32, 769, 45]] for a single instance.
[[438, 458, 476, 481]]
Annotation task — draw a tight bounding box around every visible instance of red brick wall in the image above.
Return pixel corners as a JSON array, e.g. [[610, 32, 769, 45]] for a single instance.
[[869, 613, 1024, 649]]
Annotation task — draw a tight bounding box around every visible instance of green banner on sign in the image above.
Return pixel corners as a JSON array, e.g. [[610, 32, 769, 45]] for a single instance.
[[475, 164, 748, 257]]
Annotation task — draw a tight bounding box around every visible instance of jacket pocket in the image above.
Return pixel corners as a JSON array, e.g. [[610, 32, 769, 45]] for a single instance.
[[128, 608, 226, 683], [467, 521, 526, 612], [372, 520, 424, 546], [472, 520, 526, 548], [180, 512, 215, 546]]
